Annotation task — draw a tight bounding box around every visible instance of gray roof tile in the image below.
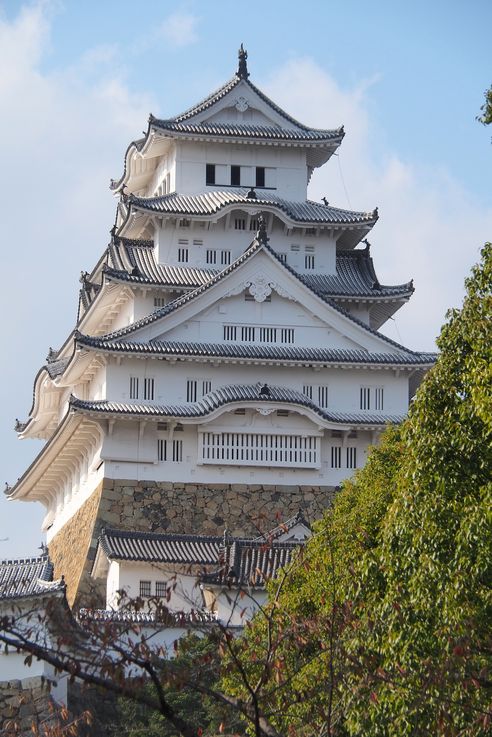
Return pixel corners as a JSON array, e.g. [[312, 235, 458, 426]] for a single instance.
[[70, 384, 407, 426], [94, 238, 430, 359], [151, 119, 343, 144], [128, 189, 376, 226], [75, 333, 435, 367], [0, 554, 63, 600], [99, 528, 221, 566], [201, 538, 300, 588]]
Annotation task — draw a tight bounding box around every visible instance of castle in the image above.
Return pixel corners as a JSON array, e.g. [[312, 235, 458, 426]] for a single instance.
[[5, 47, 433, 610]]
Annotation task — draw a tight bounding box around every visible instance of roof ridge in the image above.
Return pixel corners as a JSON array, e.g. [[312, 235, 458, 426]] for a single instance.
[[0, 554, 50, 566]]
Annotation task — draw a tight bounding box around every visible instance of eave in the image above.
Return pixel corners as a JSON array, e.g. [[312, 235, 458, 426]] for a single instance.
[[7, 413, 102, 507], [69, 390, 406, 432]]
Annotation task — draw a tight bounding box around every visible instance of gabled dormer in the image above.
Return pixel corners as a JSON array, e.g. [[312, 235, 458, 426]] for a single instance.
[[111, 46, 344, 202]]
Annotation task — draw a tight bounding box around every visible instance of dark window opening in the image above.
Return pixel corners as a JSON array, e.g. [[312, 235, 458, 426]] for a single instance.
[[206, 164, 216, 185], [256, 167, 265, 187], [231, 165, 241, 186]]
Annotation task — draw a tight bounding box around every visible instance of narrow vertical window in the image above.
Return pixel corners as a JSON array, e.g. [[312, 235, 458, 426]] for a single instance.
[[172, 440, 183, 462], [331, 446, 342, 469], [157, 439, 167, 461], [206, 164, 216, 185], [346, 446, 357, 469], [375, 387, 384, 411], [139, 581, 151, 597], [186, 380, 198, 403], [360, 386, 371, 410], [129, 376, 139, 399], [143, 378, 154, 400], [318, 386, 329, 409], [155, 581, 167, 597], [255, 167, 265, 187], [231, 165, 241, 186]]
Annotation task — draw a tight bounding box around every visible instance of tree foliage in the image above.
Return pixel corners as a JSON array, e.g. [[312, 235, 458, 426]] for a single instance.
[[225, 243, 492, 736], [477, 85, 492, 126], [342, 242, 492, 735], [222, 425, 407, 735]]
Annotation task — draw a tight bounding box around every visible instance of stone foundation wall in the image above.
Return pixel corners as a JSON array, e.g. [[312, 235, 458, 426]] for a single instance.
[[49, 480, 104, 607], [49, 479, 337, 606], [0, 677, 55, 736]]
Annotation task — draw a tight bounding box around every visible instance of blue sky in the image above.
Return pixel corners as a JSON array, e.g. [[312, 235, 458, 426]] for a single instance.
[[0, 0, 490, 559]]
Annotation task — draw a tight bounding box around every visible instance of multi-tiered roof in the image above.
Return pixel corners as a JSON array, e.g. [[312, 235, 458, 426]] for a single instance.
[[7, 48, 434, 541]]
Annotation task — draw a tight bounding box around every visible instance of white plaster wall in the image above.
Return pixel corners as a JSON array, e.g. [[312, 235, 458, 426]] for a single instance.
[[105, 357, 410, 414], [174, 141, 308, 200], [0, 650, 45, 681], [110, 561, 205, 613], [206, 587, 268, 627], [102, 419, 375, 487], [154, 218, 337, 274]]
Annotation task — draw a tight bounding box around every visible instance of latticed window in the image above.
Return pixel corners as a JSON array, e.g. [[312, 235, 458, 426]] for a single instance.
[[143, 378, 154, 401], [360, 386, 371, 410], [177, 247, 189, 263], [206, 249, 217, 265], [157, 439, 183, 462], [221, 250, 231, 265], [139, 581, 151, 597], [186, 380, 197, 403], [234, 218, 246, 230], [155, 581, 167, 598], [375, 387, 384, 410], [200, 432, 320, 468], [317, 385, 329, 408], [304, 254, 315, 270], [129, 376, 139, 399], [331, 446, 342, 469], [346, 446, 357, 469]]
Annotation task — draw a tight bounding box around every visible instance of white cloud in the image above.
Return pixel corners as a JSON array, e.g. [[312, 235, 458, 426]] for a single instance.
[[264, 58, 492, 352], [158, 11, 199, 48], [0, 2, 154, 556]]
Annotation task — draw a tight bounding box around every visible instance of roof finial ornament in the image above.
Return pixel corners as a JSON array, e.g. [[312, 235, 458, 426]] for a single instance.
[[257, 214, 269, 245], [237, 43, 249, 80], [362, 238, 371, 252], [322, 197, 329, 206]]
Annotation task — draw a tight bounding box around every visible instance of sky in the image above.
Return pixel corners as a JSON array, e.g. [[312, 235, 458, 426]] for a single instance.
[[0, 0, 490, 559]]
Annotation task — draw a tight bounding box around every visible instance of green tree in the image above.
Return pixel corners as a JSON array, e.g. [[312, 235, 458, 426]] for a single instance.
[[477, 85, 492, 126], [224, 244, 492, 736], [112, 634, 243, 737], [222, 425, 406, 735], [342, 243, 492, 735]]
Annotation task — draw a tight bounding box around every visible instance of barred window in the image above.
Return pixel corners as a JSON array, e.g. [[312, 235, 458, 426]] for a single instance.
[[143, 377, 154, 401], [177, 247, 189, 263], [346, 446, 357, 469], [155, 581, 167, 598], [360, 386, 371, 410], [139, 580, 151, 597], [129, 376, 139, 399], [331, 446, 342, 469]]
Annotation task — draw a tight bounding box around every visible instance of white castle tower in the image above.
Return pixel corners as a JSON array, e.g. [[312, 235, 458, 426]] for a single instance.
[[7, 47, 433, 605]]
